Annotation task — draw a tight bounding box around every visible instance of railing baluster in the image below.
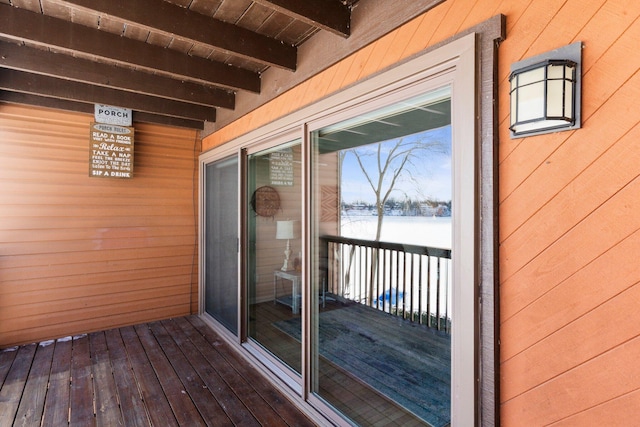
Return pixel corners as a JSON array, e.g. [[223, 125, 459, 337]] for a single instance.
[[321, 235, 451, 333], [361, 246, 364, 304], [394, 250, 399, 317], [376, 249, 387, 311], [426, 255, 431, 328], [436, 257, 441, 331], [408, 253, 413, 321], [365, 246, 369, 305], [417, 254, 423, 325], [363, 246, 367, 305], [396, 252, 407, 319], [444, 259, 450, 333], [402, 252, 408, 320]]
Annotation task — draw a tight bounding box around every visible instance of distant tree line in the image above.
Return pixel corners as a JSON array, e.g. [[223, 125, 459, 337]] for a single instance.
[[342, 197, 451, 217]]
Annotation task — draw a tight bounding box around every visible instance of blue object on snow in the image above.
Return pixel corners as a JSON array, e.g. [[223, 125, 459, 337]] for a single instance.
[[378, 288, 404, 306]]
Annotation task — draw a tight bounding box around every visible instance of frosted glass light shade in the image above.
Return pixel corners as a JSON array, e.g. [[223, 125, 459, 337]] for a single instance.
[[509, 59, 577, 136]]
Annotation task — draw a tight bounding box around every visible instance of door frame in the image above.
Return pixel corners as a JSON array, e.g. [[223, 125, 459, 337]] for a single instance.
[[199, 144, 244, 345], [242, 130, 306, 393], [199, 16, 505, 425]]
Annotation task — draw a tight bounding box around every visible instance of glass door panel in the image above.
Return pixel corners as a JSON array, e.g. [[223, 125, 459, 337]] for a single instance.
[[246, 139, 303, 377], [204, 155, 239, 335], [310, 88, 453, 426]]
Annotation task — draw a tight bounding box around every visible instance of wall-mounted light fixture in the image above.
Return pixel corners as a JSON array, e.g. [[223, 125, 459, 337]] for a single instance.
[[509, 42, 582, 138]]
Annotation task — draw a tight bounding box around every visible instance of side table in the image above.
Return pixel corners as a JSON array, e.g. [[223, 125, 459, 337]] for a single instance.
[[273, 270, 302, 313]]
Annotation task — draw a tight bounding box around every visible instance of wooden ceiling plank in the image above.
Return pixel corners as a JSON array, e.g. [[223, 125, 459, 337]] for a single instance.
[[0, 69, 216, 122], [188, 44, 215, 58], [253, 0, 350, 37], [70, 9, 100, 28], [7, 0, 41, 12], [0, 91, 205, 129], [214, 0, 254, 24], [166, 0, 192, 8], [97, 16, 127, 35], [238, 3, 276, 33], [130, 111, 204, 129], [167, 38, 195, 55], [122, 23, 151, 42], [0, 4, 260, 93], [277, 19, 318, 46], [257, 11, 295, 39], [188, 0, 223, 17], [0, 41, 235, 109], [63, 0, 297, 70], [146, 32, 174, 49], [41, 0, 72, 21]]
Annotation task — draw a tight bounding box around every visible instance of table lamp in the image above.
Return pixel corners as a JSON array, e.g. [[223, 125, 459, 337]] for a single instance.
[[276, 220, 297, 271]]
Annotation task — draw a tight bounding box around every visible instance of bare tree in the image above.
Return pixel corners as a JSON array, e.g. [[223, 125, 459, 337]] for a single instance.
[[349, 135, 448, 240]]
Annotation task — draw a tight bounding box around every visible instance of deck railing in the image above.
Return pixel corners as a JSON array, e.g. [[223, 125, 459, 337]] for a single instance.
[[320, 235, 452, 333]]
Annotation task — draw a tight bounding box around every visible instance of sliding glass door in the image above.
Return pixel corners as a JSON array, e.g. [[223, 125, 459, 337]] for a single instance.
[[310, 87, 453, 426], [246, 138, 303, 380], [200, 36, 478, 425], [203, 155, 239, 335]]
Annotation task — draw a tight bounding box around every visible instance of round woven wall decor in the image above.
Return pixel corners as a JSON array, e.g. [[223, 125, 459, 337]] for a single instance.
[[251, 185, 280, 217]]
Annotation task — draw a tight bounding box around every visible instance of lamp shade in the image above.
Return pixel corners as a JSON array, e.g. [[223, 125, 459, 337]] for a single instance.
[[276, 220, 297, 240], [509, 59, 577, 136]]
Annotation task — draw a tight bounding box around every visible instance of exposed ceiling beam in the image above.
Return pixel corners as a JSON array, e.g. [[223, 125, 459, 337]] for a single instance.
[[0, 4, 261, 93], [0, 41, 235, 109], [254, 0, 350, 37], [0, 91, 205, 130], [62, 0, 298, 71], [0, 69, 216, 122]]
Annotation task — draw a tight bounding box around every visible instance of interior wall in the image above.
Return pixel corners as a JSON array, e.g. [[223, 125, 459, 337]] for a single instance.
[[0, 104, 200, 347], [251, 145, 303, 303], [203, 0, 640, 424]]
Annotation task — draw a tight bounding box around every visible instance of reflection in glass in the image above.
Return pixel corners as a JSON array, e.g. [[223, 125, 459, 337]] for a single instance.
[[247, 140, 303, 377], [311, 88, 453, 426]]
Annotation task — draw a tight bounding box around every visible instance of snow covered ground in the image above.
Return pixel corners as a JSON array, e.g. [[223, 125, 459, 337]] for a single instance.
[[341, 214, 452, 249], [337, 214, 453, 319]]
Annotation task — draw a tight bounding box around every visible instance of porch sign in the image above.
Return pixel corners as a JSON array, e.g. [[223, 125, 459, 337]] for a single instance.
[[270, 148, 294, 186], [89, 123, 134, 179], [94, 104, 132, 126]]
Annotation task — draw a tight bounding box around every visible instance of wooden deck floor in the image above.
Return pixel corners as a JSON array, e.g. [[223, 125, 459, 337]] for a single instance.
[[252, 300, 449, 427], [0, 316, 315, 427]]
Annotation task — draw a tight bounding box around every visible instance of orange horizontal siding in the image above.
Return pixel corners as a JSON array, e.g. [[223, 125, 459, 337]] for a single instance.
[[497, 0, 640, 425], [500, 122, 640, 320], [502, 336, 640, 425], [0, 103, 199, 347], [550, 389, 640, 426], [0, 300, 190, 349], [501, 280, 640, 402]]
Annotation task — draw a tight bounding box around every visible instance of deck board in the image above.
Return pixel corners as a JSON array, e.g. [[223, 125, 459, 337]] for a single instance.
[[134, 322, 207, 426], [90, 332, 123, 427], [69, 335, 95, 427], [148, 320, 232, 426], [176, 317, 290, 426], [0, 344, 36, 426], [104, 329, 150, 427], [14, 342, 54, 426], [160, 319, 261, 427], [188, 316, 313, 427], [0, 316, 315, 427], [41, 338, 72, 426], [119, 325, 180, 427]]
